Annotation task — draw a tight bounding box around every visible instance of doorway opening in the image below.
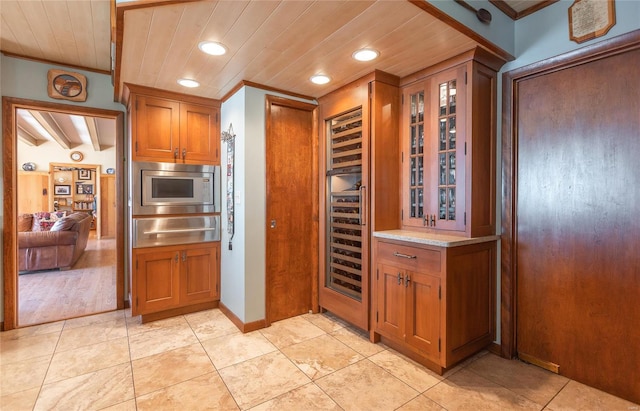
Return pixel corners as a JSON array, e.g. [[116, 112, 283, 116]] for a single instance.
[[2, 97, 125, 330]]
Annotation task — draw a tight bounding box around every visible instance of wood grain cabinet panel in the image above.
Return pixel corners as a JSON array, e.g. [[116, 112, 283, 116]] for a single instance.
[[372, 238, 495, 374], [133, 242, 220, 316], [127, 85, 221, 165]]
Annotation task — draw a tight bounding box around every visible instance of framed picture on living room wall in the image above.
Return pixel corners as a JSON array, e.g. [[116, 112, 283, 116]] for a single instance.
[[76, 184, 93, 194], [78, 169, 91, 180], [54, 185, 71, 195]]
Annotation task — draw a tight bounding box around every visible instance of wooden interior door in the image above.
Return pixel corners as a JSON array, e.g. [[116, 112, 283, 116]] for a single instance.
[[100, 174, 116, 238], [265, 96, 317, 323], [17, 172, 49, 213], [515, 46, 640, 403]]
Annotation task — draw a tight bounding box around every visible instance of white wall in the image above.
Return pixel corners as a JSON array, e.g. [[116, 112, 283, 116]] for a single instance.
[[18, 141, 117, 172], [0, 55, 125, 323], [220, 86, 316, 324]]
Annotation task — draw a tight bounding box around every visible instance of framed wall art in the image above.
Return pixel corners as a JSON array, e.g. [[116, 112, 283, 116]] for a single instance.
[[569, 0, 616, 43], [76, 183, 93, 195], [47, 69, 87, 102], [54, 185, 71, 195], [78, 169, 91, 180]]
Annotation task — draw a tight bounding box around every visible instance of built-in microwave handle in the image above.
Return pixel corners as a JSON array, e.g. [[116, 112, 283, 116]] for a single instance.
[[144, 227, 218, 235]]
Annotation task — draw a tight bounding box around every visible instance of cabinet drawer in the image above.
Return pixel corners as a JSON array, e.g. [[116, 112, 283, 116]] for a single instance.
[[376, 241, 441, 274]]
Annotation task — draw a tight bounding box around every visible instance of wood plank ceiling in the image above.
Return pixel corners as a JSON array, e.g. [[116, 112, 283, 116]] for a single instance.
[[1, 0, 553, 103]]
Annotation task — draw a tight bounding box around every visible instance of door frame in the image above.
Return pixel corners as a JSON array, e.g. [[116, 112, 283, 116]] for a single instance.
[[264, 95, 318, 326], [499, 30, 640, 359], [2, 97, 126, 330]]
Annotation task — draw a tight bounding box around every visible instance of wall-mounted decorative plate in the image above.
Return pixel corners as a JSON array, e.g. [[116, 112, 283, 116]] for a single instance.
[[70, 151, 83, 162], [106, 168, 115, 174], [22, 162, 36, 171]]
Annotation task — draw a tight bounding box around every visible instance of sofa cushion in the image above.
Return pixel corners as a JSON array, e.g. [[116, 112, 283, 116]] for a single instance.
[[18, 214, 33, 232], [31, 211, 67, 231], [51, 215, 78, 231]]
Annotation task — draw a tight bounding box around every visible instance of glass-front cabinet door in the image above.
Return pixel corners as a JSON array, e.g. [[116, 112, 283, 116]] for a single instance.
[[403, 66, 466, 232], [402, 81, 429, 228]]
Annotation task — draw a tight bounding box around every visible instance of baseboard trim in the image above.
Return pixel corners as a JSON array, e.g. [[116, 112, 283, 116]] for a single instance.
[[0, 321, 4, 332], [219, 302, 267, 333], [140, 301, 218, 324], [488, 342, 502, 356]]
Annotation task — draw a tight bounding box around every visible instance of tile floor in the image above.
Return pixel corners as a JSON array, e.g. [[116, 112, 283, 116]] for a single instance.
[[1, 308, 638, 411]]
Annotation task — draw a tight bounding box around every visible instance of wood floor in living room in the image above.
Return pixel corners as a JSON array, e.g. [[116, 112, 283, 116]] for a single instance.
[[18, 233, 116, 327]]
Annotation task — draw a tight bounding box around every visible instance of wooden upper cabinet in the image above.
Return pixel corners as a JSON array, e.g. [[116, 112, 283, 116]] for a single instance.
[[401, 49, 501, 237], [133, 95, 181, 161], [126, 84, 221, 165]]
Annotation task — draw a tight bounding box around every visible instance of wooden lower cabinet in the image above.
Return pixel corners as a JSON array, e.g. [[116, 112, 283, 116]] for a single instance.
[[132, 242, 220, 316], [372, 237, 496, 374]]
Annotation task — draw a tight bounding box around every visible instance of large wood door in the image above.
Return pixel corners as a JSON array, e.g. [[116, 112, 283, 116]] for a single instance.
[[515, 46, 640, 403], [17, 172, 49, 214], [266, 96, 317, 323], [100, 175, 116, 238]]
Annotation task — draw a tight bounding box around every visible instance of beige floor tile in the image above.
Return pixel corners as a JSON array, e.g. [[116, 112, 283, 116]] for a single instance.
[[396, 394, 446, 410], [56, 317, 128, 352], [425, 368, 540, 410], [466, 353, 569, 406], [249, 382, 341, 410], [126, 314, 189, 336], [315, 359, 419, 411], [302, 312, 348, 333], [369, 350, 443, 392], [219, 351, 310, 409], [281, 334, 363, 380], [132, 343, 215, 396], [330, 326, 386, 357], [185, 308, 240, 341], [0, 354, 50, 395], [0, 387, 40, 411], [62, 309, 125, 330], [260, 316, 326, 349], [546, 380, 639, 411], [1, 321, 63, 342], [45, 337, 130, 383], [35, 363, 134, 411], [0, 332, 59, 365], [201, 330, 277, 369], [101, 399, 137, 411], [136, 372, 239, 411], [128, 323, 199, 360]]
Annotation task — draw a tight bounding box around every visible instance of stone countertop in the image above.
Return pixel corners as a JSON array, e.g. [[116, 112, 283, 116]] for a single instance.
[[373, 230, 500, 248]]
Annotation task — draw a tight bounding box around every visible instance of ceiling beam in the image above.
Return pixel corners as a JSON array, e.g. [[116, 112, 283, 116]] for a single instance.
[[84, 117, 102, 151], [28, 110, 72, 150], [17, 125, 40, 146]]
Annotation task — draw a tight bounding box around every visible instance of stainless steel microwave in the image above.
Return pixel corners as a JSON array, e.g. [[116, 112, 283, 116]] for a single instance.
[[132, 161, 221, 215]]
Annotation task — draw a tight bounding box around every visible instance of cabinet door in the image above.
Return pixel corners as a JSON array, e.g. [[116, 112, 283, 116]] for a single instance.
[[375, 263, 406, 340], [180, 103, 220, 164], [18, 173, 49, 214], [134, 248, 180, 315], [180, 243, 219, 303], [133, 95, 180, 161], [428, 67, 466, 232], [405, 271, 440, 363], [402, 81, 429, 228]]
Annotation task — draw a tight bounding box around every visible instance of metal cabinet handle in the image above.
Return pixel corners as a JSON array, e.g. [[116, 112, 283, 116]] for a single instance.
[[182, 251, 186, 262], [174, 253, 179, 262], [182, 148, 186, 160], [393, 252, 417, 259], [405, 274, 411, 288], [359, 186, 367, 226], [174, 148, 179, 159], [397, 272, 404, 285]]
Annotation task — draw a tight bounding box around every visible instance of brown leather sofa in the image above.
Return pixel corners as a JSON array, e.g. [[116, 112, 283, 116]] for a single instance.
[[18, 212, 92, 272]]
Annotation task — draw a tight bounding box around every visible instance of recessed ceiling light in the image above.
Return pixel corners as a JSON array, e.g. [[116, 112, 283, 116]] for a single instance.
[[177, 78, 200, 88], [198, 41, 227, 56], [310, 74, 331, 85], [352, 48, 379, 62]]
